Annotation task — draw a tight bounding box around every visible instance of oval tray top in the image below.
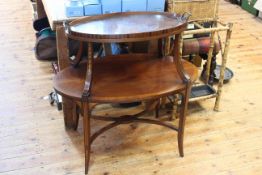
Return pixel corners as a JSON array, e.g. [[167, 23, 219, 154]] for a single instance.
[[67, 12, 188, 42]]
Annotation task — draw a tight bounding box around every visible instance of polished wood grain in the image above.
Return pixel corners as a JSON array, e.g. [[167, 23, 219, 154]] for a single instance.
[[54, 54, 198, 103], [54, 12, 197, 174], [1, 1, 262, 175], [68, 12, 187, 43]]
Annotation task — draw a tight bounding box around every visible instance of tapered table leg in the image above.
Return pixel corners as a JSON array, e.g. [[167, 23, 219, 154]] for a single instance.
[[57, 26, 76, 129], [82, 102, 91, 174]]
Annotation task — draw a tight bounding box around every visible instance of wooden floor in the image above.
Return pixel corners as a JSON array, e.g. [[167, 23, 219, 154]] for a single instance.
[[0, 1, 262, 174]]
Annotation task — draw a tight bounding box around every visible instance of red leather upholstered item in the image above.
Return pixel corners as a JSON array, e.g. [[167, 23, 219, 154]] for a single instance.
[[182, 37, 221, 56]]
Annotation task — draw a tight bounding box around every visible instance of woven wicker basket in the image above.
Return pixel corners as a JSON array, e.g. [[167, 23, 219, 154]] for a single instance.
[[167, 0, 219, 21]]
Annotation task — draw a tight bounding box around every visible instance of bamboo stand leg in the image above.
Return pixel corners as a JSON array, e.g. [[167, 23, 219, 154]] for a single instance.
[[205, 31, 216, 84], [214, 23, 233, 111]]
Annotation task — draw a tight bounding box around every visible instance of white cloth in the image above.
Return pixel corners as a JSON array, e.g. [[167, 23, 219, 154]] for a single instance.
[[254, 0, 262, 11]]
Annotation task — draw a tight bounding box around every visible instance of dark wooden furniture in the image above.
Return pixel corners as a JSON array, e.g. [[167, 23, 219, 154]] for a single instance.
[[53, 12, 198, 174]]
